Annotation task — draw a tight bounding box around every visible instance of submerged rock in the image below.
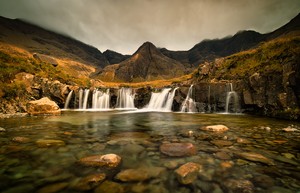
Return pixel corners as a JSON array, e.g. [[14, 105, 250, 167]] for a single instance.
[[36, 139, 65, 147], [36, 182, 68, 193], [224, 179, 254, 193], [79, 154, 121, 168], [210, 140, 233, 147], [115, 166, 166, 182], [73, 173, 106, 191], [94, 181, 124, 193], [160, 143, 197, 157], [0, 127, 6, 132], [235, 152, 275, 165], [175, 162, 201, 184], [12, 136, 31, 143], [201, 125, 229, 132], [26, 97, 61, 115]]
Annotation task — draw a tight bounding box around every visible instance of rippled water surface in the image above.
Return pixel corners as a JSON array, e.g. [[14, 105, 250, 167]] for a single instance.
[[0, 111, 299, 193]]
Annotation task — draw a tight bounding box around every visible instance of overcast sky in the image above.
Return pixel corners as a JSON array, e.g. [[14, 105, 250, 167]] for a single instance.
[[0, 0, 299, 54]]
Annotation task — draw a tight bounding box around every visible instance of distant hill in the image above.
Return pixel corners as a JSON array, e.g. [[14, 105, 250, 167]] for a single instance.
[[161, 13, 300, 67], [0, 16, 109, 77], [97, 42, 189, 82], [103, 49, 130, 64]]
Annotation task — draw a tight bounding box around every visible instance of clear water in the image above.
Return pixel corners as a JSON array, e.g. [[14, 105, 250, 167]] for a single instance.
[[0, 111, 299, 193]]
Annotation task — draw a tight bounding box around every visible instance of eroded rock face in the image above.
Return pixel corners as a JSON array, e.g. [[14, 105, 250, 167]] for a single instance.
[[160, 143, 197, 157], [26, 97, 61, 115], [79, 154, 121, 168], [175, 162, 201, 184]]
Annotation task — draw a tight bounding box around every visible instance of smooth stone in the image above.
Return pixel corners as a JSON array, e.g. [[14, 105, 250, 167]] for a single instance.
[[282, 153, 295, 159], [235, 152, 275, 165], [236, 138, 251, 144], [79, 154, 121, 168], [160, 143, 197, 157], [73, 173, 106, 191], [224, 179, 254, 193], [252, 175, 274, 189], [36, 139, 65, 148], [201, 125, 229, 132], [12, 136, 31, 143], [215, 152, 231, 160], [175, 162, 201, 184], [36, 182, 68, 193], [0, 127, 6, 132], [26, 97, 61, 115], [210, 140, 233, 147], [94, 181, 124, 193], [282, 127, 298, 132], [115, 166, 166, 182]]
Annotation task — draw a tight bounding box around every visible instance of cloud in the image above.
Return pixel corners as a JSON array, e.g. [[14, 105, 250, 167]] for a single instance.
[[0, 0, 299, 54]]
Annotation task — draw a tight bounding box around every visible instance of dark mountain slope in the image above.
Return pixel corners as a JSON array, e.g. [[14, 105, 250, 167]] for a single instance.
[[0, 16, 109, 69], [98, 42, 188, 82], [161, 13, 300, 67]]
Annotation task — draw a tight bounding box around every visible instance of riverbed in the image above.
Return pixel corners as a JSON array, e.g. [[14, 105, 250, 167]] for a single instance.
[[0, 111, 299, 193]]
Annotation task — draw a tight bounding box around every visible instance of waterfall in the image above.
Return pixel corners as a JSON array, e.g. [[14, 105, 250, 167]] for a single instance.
[[181, 85, 197, 113], [225, 83, 239, 113], [64, 90, 73, 109], [207, 85, 211, 112], [146, 88, 177, 111], [92, 89, 110, 109], [78, 88, 83, 109], [116, 88, 135, 109], [82, 89, 90, 109]]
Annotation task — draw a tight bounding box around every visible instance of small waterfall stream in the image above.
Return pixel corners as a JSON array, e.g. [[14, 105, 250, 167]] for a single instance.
[[92, 89, 110, 109], [116, 88, 135, 109], [181, 85, 197, 112], [225, 83, 239, 113], [64, 90, 73, 109], [146, 88, 177, 111]]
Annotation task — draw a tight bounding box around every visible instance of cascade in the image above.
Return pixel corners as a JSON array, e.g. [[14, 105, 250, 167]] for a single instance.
[[64, 90, 73, 109], [181, 85, 197, 113], [225, 83, 239, 113], [78, 88, 83, 109], [92, 89, 110, 109], [82, 89, 90, 109], [146, 88, 177, 111], [116, 88, 135, 109]]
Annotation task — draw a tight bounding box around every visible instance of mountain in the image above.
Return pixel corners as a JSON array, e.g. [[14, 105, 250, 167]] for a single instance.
[[103, 49, 130, 64], [0, 16, 109, 77], [161, 13, 300, 67], [97, 42, 189, 82]]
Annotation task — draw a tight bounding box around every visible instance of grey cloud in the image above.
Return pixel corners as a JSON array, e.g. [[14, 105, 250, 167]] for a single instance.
[[0, 0, 299, 54]]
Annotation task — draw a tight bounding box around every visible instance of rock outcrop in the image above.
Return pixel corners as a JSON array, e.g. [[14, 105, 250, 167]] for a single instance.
[[26, 97, 61, 115]]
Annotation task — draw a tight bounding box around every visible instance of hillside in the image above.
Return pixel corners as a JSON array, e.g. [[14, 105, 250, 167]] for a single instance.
[[193, 34, 300, 119], [97, 42, 190, 82], [0, 16, 109, 78], [161, 13, 300, 67]]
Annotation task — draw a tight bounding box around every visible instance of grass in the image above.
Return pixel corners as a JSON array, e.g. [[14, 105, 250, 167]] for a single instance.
[[209, 36, 300, 80]]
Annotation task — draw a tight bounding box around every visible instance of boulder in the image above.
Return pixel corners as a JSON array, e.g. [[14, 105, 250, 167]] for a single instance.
[[26, 97, 61, 115], [79, 154, 121, 168], [175, 162, 201, 184], [160, 143, 197, 157], [201, 125, 229, 132]]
